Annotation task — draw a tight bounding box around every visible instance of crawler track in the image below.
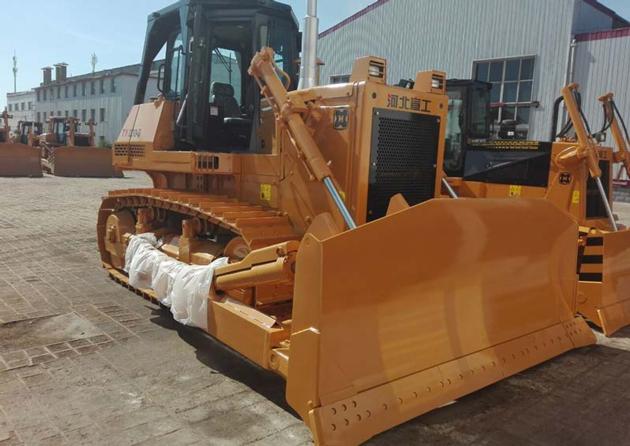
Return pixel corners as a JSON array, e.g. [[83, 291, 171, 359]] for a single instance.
[[98, 188, 299, 250]]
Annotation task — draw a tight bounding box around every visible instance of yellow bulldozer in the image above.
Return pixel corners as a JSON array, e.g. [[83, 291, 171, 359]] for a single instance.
[[40, 116, 122, 177], [441, 80, 630, 336], [16, 120, 43, 147], [97, 1, 597, 444], [0, 110, 42, 177]]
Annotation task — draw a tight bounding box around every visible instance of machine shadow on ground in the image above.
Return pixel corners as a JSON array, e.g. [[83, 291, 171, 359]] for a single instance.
[[144, 297, 630, 445], [147, 305, 297, 417]]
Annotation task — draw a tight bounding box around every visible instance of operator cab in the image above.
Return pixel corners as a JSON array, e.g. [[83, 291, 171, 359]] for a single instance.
[[444, 80, 553, 190], [444, 79, 492, 176], [17, 121, 42, 145], [50, 118, 70, 146], [45, 118, 92, 147], [135, 0, 300, 152]]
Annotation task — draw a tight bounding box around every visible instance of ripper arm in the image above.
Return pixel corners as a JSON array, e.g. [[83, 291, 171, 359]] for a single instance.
[[555, 83, 602, 177], [599, 92, 630, 179]]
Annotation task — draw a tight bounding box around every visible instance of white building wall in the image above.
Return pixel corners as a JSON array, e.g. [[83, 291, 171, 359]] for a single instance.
[[318, 0, 580, 141], [574, 32, 630, 178], [33, 71, 157, 145], [5, 90, 36, 130]]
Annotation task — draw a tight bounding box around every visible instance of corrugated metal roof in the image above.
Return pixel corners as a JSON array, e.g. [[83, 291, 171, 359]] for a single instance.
[[581, 0, 629, 27], [319, 0, 391, 38], [576, 27, 630, 42], [319, 0, 629, 38]]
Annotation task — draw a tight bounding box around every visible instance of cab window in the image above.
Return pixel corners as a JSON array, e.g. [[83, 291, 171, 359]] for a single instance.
[[210, 48, 242, 105]]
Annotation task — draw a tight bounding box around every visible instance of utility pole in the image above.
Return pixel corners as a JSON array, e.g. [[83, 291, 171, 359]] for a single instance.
[[91, 53, 98, 74], [12, 52, 17, 93]]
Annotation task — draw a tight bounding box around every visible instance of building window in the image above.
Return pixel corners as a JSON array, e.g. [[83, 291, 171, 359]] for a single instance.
[[110, 77, 116, 93], [50, 88, 54, 101], [43, 112, 47, 121], [57, 87, 61, 99], [64, 85, 68, 98], [473, 57, 535, 137], [330, 74, 351, 84], [21, 103, 25, 111], [81, 109, 87, 122], [90, 109, 96, 122], [37, 112, 41, 122], [64, 111, 68, 118], [7, 104, 11, 112], [99, 79, 105, 94], [43, 89, 47, 101], [57, 111, 62, 116], [73, 109, 78, 118], [36, 91, 41, 102], [73, 84, 77, 97], [99, 108, 106, 122], [90, 81, 96, 95], [28, 102, 33, 111], [82, 82, 86, 96]]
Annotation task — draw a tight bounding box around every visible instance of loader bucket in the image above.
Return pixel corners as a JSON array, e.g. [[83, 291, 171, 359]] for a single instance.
[[47, 146, 122, 177], [286, 198, 595, 445], [578, 228, 630, 335], [0, 143, 43, 177]]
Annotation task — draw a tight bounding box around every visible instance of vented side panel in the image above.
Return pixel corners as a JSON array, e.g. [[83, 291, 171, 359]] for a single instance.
[[367, 108, 440, 222]]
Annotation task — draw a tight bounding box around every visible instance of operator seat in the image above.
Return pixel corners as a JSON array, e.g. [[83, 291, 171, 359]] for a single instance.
[[210, 82, 251, 149], [210, 82, 240, 118]]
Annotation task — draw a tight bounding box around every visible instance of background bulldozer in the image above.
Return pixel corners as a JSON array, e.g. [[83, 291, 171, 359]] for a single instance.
[[96, 0, 595, 444], [442, 80, 630, 336], [40, 116, 122, 177], [0, 110, 42, 177], [16, 120, 43, 147]]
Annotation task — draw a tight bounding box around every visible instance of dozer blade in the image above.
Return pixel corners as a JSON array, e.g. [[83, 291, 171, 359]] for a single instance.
[[286, 198, 594, 445], [48, 146, 123, 178], [578, 229, 630, 336], [0, 143, 43, 177]]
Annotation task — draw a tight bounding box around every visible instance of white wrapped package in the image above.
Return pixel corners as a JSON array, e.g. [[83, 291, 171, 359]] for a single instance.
[[169, 257, 229, 331], [152, 259, 186, 306], [124, 233, 159, 273], [129, 243, 168, 289]]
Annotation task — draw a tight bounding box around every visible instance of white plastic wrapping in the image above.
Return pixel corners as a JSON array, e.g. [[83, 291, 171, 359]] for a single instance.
[[169, 257, 229, 330], [129, 243, 169, 289], [124, 233, 159, 273], [152, 259, 186, 306], [124, 233, 228, 331]]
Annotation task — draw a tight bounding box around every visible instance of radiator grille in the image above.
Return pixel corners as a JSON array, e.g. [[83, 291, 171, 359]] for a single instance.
[[367, 108, 440, 221], [113, 144, 145, 158]]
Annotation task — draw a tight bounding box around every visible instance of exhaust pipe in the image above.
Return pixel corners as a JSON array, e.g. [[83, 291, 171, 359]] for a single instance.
[[298, 0, 319, 89]]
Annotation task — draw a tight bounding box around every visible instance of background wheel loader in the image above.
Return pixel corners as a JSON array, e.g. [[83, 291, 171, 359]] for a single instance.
[[0, 110, 42, 177], [442, 79, 630, 336], [39, 116, 122, 177], [96, 1, 595, 444]]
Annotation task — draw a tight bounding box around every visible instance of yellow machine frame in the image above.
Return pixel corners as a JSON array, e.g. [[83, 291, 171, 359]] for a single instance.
[[441, 84, 630, 335], [99, 51, 595, 445], [0, 110, 42, 177], [40, 117, 122, 178]]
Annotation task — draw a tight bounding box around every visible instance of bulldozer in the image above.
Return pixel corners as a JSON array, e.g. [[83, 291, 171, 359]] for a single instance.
[[441, 80, 630, 336], [16, 120, 43, 147], [0, 110, 42, 177], [40, 116, 122, 177], [97, 1, 595, 444]]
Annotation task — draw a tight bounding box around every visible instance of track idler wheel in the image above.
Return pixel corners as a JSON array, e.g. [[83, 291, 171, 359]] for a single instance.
[[105, 210, 135, 269]]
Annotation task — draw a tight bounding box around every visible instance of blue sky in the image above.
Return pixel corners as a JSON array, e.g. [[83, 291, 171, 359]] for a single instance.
[[1, 0, 628, 108]]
